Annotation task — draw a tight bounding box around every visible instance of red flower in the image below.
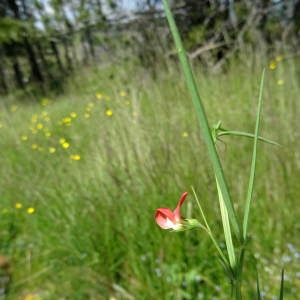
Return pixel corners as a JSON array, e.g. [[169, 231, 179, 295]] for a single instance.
[[155, 192, 188, 230]]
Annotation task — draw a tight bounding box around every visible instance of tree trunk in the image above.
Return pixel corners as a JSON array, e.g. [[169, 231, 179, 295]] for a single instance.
[[50, 40, 65, 73], [12, 57, 25, 89], [23, 37, 44, 83]]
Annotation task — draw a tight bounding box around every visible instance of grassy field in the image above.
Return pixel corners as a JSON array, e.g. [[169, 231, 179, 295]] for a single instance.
[[0, 55, 299, 299]]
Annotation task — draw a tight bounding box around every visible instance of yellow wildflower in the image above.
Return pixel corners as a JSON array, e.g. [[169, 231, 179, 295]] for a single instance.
[[277, 79, 284, 86], [49, 147, 56, 153], [31, 144, 38, 149], [182, 132, 189, 137], [269, 61, 277, 70], [62, 117, 72, 124], [70, 154, 81, 161], [105, 110, 113, 116], [41, 98, 50, 106], [21, 135, 28, 141], [84, 113, 91, 118], [15, 203, 22, 209], [44, 132, 51, 137], [59, 138, 66, 144], [27, 207, 35, 214], [275, 56, 283, 62], [70, 112, 77, 118], [37, 123, 43, 130], [10, 105, 18, 112], [96, 93, 103, 100], [31, 115, 38, 123], [62, 142, 70, 149], [119, 91, 127, 97]]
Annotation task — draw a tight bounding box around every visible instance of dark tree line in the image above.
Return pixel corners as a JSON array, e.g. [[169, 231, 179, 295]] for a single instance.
[[0, 0, 299, 95]]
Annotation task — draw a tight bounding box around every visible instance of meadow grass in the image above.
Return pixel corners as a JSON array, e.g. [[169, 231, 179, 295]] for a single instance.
[[0, 55, 299, 299]]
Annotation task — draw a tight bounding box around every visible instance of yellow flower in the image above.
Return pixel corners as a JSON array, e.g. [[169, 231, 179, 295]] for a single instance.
[[49, 147, 56, 153], [96, 93, 103, 100], [70, 112, 77, 118], [105, 109, 113, 116], [31, 144, 38, 149], [275, 55, 283, 62], [37, 123, 43, 130], [27, 207, 35, 214], [277, 79, 284, 86], [15, 203, 22, 209], [119, 91, 127, 97], [21, 135, 28, 141], [59, 138, 66, 144], [182, 132, 189, 137], [41, 98, 50, 106], [44, 131, 51, 137], [88, 102, 95, 108], [62, 142, 70, 149], [70, 154, 81, 161], [31, 115, 37, 123], [10, 105, 18, 112], [62, 117, 72, 124], [84, 113, 91, 118], [269, 61, 277, 70]]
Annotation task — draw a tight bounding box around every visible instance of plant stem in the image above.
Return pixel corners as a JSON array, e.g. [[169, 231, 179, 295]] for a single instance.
[[161, 0, 241, 239]]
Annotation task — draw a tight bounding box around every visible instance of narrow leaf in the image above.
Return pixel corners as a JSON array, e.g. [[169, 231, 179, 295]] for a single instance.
[[243, 69, 265, 240], [279, 269, 284, 300], [162, 0, 240, 239]]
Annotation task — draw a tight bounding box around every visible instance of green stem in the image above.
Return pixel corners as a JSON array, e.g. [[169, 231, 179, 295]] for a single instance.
[[161, 0, 241, 239], [217, 130, 279, 146]]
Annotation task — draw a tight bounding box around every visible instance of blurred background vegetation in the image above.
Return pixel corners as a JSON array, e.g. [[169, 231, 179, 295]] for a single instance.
[[0, 1, 300, 299], [0, 0, 300, 95]]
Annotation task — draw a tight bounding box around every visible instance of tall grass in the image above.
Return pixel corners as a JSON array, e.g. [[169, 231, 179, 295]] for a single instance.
[[0, 53, 299, 299]]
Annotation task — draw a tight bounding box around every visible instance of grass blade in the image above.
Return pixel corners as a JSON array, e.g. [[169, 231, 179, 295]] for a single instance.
[[162, 0, 240, 239], [256, 270, 262, 300], [279, 269, 284, 300], [216, 178, 236, 269], [242, 69, 265, 240], [217, 130, 280, 146]]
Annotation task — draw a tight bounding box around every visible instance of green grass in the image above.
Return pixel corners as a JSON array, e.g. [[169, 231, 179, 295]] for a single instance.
[[0, 56, 300, 299]]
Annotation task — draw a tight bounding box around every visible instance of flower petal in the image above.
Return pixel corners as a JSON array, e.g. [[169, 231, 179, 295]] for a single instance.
[[155, 208, 176, 229], [173, 192, 188, 220]]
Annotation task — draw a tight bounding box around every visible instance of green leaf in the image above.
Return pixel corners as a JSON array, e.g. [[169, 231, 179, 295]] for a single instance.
[[279, 269, 284, 300], [243, 69, 266, 240], [161, 0, 240, 239]]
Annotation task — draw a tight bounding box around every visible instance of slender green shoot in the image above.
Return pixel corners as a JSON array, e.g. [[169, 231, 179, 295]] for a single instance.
[[216, 178, 236, 269], [256, 270, 262, 300], [279, 269, 284, 300], [217, 130, 280, 146], [161, 0, 240, 239], [191, 187, 229, 265], [243, 69, 265, 240]]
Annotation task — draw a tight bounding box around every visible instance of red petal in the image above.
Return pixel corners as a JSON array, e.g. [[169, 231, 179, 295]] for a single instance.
[[173, 192, 188, 220], [155, 208, 176, 229]]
